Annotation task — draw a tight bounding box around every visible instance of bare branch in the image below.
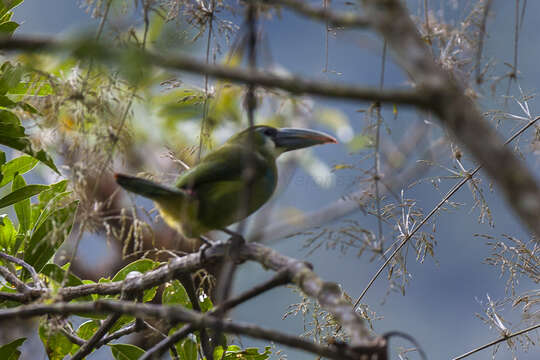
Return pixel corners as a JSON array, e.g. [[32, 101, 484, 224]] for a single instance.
[[361, 0, 540, 237], [0, 299, 385, 360], [0, 36, 427, 107]]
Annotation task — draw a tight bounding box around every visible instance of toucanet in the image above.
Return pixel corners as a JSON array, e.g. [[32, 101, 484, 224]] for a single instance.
[[115, 125, 337, 238]]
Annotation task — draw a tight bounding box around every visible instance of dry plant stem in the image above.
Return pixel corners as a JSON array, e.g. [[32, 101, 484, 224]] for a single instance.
[[197, 0, 215, 162], [0, 36, 427, 107], [374, 41, 387, 250], [0, 300, 383, 360], [90, 2, 151, 195], [323, 0, 329, 73], [475, 0, 493, 83], [82, 0, 113, 90], [361, 0, 540, 237], [264, 0, 371, 28], [452, 322, 540, 360], [141, 270, 291, 360], [513, 0, 520, 75], [353, 116, 540, 308]]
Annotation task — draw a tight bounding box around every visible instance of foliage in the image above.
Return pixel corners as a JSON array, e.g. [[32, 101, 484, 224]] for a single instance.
[[0, 0, 538, 360]]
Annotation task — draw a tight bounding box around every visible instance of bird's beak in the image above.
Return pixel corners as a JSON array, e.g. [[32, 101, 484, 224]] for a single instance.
[[274, 128, 337, 152]]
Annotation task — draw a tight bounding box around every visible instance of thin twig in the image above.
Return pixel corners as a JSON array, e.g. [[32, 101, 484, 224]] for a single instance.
[[475, 0, 493, 84], [60, 326, 85, 346], [264, 0, 371, 28], [82, 0, 113, 90], [373, 41, 387, 253], [197, 0, 216, 162], [71, 314, 122, 360], [353, 116, 540, 308], [452, 323, 540, 360]]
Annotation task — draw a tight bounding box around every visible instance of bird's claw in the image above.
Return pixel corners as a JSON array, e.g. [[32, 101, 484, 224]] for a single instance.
[[199, 236, 214, 263]]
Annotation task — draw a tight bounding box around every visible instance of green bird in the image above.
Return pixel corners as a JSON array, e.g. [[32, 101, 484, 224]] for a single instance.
[[115, 125, 337, 239]]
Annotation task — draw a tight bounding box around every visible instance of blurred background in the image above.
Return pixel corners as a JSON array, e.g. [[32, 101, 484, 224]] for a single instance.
[[6, 0, 540, 359]]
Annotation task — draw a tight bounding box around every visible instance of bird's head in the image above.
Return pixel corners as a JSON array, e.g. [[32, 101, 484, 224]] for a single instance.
[[228, 125, 337, 157]]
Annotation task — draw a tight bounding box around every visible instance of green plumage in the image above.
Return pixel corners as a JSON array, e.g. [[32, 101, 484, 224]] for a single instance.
[[115, 125, 336, 238]]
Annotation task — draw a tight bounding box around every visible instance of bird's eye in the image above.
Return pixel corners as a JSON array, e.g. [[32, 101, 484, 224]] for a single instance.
[[263, 128, 275, 136]]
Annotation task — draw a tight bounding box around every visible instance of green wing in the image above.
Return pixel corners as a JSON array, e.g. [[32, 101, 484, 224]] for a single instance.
[[175, 144, 267, 190]]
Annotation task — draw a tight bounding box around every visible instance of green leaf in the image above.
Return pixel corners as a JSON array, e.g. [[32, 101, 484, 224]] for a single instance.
[[110, 259, 158, 302], [37, 180, 68, 206], [17, 102, 39, 114], [108, 316, 136, 334], [0, 95, 16, 108], [0, 63, 23, 95], [0, 184, 48, 210], [0, 110, 59, 173], [39, 321, 73, 360], [109, 344, 145, 360], [214, 345, 272, 360], [162, 280, 191, 308], [23, 200, 78, 274], [199, 292, 213, 312], [0, 151, 5, 165], [111, 259, 158, 282], [0, 21, 18, 34], [0, 155, 38, 188], [0, 0, 23, 19], [175, 336, 197, 360], [77, 320, 100, 340], [0, 337, 25, 360], [12, 175, 32, 235], [8, 82, 53, 96], [0, 215, 15, 253]]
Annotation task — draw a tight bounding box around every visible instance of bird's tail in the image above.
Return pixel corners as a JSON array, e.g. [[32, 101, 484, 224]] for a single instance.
[[114, 173, 186, 200]]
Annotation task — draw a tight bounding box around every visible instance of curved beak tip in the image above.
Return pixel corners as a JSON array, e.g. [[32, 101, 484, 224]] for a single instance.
[[326, 136, 338, 144]]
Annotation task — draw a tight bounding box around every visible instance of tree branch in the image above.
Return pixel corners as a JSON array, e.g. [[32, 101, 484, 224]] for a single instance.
[[0, 36, 427, 107], [0, 299, 384, 360], [361, 0, 540, 237]]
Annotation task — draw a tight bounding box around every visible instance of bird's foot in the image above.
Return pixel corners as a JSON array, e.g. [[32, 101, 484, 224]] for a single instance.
[[199, 236, 214, 263], [220, 228, 245, 246]]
